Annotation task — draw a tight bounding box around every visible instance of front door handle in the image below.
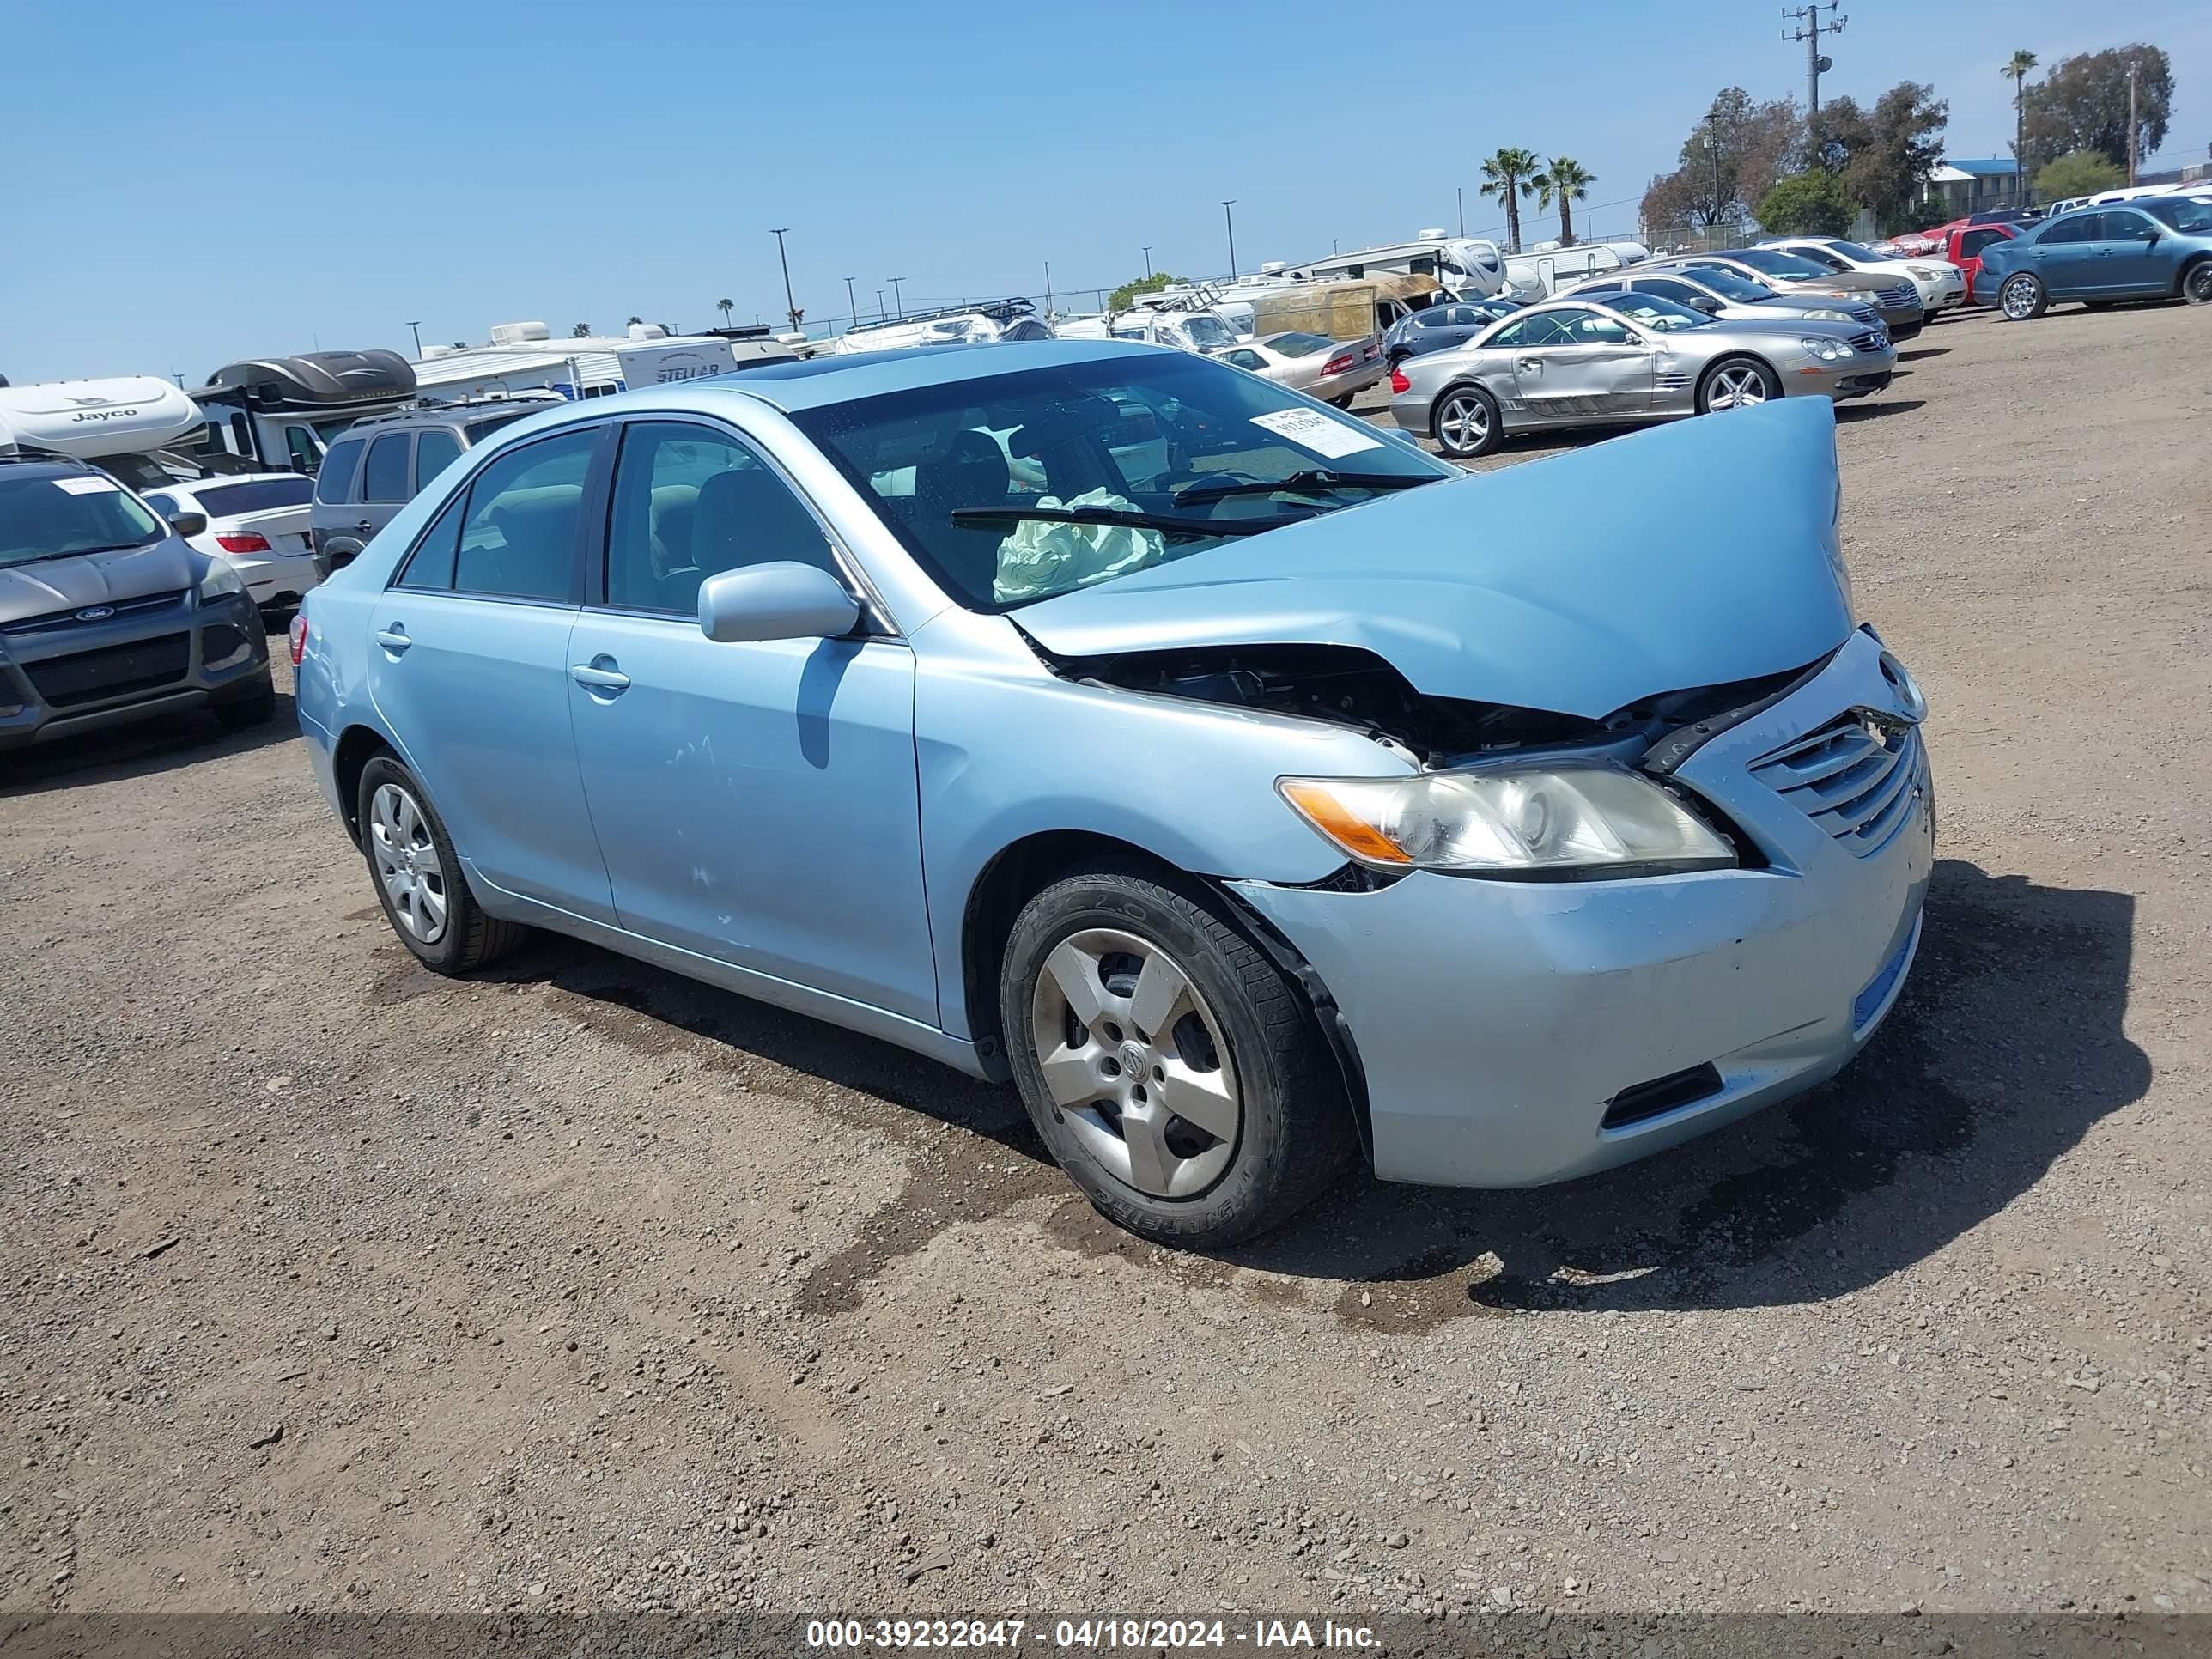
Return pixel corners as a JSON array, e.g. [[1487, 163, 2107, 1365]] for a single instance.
[[356, 520, 374, 533], [374, 624, 411, 653], [570, 658, 631, 693]]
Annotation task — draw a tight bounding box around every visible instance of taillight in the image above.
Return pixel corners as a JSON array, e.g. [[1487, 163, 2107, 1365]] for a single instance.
[[1321, 351, 1355, 376], [1389, 368, 1411, 394], [288, 611, 309, 667], [216, 532, 272, 554]]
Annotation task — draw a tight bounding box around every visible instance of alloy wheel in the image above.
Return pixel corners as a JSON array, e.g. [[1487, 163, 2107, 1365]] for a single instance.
[[2186, 264, 2212, 304], [2002, 276, 2039, 319], [1706, 365, 1770, 410], [1437, 391, 1491, 452], [368, 781, 449, 945], [1028, 927, 1240, 1199]]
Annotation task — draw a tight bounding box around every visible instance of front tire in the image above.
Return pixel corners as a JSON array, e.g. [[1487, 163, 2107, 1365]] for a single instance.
[[1000, 862, 1355, 1249], [1999, 272, 2047, 320], [2182, 259, 2212, 306], [1697, 356, 1780, 414], [356, 756, 527, 975], [1431, 383, 1503, 459]]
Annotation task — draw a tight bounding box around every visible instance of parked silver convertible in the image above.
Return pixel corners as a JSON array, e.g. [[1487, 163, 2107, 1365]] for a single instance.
[[1390, 294, 1895, 459]]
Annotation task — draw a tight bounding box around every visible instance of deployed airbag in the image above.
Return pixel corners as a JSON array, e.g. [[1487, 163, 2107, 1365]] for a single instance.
[[993, 489, 1165, 605]]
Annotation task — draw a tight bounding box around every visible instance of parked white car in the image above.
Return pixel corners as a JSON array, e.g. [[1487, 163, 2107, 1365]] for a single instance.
[[1761, 237, 1966, 317], [142, 472, 319, 614], [1216, 331, 1386, 406]]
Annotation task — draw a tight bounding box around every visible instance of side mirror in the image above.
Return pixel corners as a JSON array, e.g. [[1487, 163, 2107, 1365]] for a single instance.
[[167, 510, 209, 538], [698, 561, 860, 644], [2138, 226, 2161, 242]]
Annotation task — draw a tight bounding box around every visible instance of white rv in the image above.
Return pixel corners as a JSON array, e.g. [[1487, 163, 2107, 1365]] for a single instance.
[[412, 321, 793, 400], [831, 301, 1054, 355], [0, 374, 210, 489], [1281, 230, 1507, 298], [1052, 308, 1241, 354], [1500, 240, 1654, 301]]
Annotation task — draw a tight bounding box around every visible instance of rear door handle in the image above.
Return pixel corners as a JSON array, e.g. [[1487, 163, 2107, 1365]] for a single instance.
[[374, 625, 410, 653], [356, 520, 374, 532], [570, 659, 630, 693]]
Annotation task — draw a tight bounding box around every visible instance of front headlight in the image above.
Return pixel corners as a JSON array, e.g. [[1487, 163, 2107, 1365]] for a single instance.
[[1278, 766, 1736, 878], [1905, 264, 1940, 279], [1800, 336, 1851, 361], [198, 559, 246, 602]]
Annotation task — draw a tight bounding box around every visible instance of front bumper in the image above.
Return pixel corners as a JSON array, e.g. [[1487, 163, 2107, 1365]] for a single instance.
[[0, 590, 270, 751], [1232, 629, 1933, 1188]]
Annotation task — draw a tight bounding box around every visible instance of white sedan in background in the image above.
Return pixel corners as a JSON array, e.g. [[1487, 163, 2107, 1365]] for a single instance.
[[1218, 332, 1387, 406], [143, 473, 319, 615], [1761, 236, 1967, 318]]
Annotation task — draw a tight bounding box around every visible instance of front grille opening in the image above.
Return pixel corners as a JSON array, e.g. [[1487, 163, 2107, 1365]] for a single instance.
[[25, 634, 191, 708], [1601, 1062, 1724, 1131]]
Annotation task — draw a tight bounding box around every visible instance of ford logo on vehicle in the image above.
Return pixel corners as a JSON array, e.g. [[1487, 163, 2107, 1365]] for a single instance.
[[75, 606, 115, 623]]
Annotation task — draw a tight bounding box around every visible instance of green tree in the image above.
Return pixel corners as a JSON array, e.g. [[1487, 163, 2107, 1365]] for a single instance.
[[2001, 49, 2039, 185], [1532, 157, 1595, 246], [2021, 44, 2172, 173], [2035, 149, 2126, 200], [1806, 82, 1948, 229], [1479, 148, 1540, 252], [1108, 270, 1190, 312], [1639, 88, 1803, 236], [716, 297, 735, 329], [1757, 172, 1856, 237]]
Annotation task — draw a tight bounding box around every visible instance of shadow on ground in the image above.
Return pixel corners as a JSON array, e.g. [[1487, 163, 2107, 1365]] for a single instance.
[[0, 688, 299, 794]]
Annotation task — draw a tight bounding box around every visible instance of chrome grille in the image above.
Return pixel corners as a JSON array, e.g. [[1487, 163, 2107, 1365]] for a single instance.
[[1875, 283, 1915, 307], [1846, 304, 1881, 326], [0, 589, 189, 636], [1751, 714, 1925, 856], [1849, 331, 1885, 353]]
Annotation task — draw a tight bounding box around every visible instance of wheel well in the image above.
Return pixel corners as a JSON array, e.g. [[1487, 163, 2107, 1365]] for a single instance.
[[1699, 353, 1778, 395], [2179, 252, 2211, 294], [961, 831, 1177, 1066], [330, 726, 396, 847]]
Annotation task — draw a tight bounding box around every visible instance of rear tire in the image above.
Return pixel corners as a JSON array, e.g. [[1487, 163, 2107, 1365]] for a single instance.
[[356, 756, 527, 975], [1998, 272, 2047, 320], [1431, 383, 1504, 459], [1000, 861, 1355, 1249], [1696, 356, 1780, 415]]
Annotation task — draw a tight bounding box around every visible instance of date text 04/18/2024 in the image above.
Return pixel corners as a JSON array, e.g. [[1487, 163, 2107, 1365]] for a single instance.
[[804, 1619, 1380, 1649]]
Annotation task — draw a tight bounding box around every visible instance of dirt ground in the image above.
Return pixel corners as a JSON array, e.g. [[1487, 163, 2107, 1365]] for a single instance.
[[3, 302, 2208, 1624]]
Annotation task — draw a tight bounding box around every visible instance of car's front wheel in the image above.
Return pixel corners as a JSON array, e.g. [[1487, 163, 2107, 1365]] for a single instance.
[[1000, 863, 1355, 1249], [356, 756, 527, 975], [1697, 356, 1780, 414], [1431, 384, 1503, 459], [2182, 259, 2212, 306], [1999, 272, 2047, 320]]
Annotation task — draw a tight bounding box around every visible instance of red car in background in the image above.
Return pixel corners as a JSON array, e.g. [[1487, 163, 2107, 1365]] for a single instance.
[[1887, 219, 2024, 304]]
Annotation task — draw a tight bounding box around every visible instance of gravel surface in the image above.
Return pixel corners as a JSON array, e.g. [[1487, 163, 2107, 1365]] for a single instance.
[[2, 303, 2207, 1621]]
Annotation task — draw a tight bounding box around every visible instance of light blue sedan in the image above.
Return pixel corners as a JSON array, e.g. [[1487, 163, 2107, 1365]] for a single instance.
[[295, 341, 1933, 1248], [1980, 192, 2212, 318]]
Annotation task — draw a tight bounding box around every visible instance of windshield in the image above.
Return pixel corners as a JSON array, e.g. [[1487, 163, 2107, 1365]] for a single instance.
[[1180, 315, 1237, 350], [1723, 248, 1826, 280], [2146, 196, 2212, 234], [1827, 240, 1885, 262], [1680, 264, 1772, 302], [0, 471, 167, 567], [1600, 295, 1715, 332], [790, 352, 1450, 613]]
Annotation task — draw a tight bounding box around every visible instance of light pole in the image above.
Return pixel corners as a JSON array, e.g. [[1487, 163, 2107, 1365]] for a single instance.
[[876, 289, 886, 321], [844, 276, 859, 329], [1142, 246, 1152, 278], [1220, 200, 1238, 279], [1043, 260, 1054, 319], [769, 228, 799, 335], [888, 276, 906, 318], [1456, 187, 1465, 236], [407, 320, 422, 356]]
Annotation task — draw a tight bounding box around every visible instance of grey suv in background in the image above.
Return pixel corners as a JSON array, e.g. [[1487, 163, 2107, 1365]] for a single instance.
[[310, 402, 543, 578]]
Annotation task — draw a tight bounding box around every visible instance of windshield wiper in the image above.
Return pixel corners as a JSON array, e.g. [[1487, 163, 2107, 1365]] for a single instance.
[[949, 505, 1281, 538], [1172, 468, 1438, 505]]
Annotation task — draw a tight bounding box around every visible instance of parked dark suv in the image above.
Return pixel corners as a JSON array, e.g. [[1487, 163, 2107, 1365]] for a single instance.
[[0, 453, 275, 750], [309, 400, 547, 579]]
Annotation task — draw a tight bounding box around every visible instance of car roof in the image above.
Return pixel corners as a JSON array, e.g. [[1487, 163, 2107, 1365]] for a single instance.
[[155, 471, 308, 491], [694, 339, 1164, 414], [0, 453, 93, 483], [334, 401, 551, 439]]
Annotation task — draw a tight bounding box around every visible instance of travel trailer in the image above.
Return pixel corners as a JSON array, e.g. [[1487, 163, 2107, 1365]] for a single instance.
[[1500, 240, 1653, 301], [1281, 231, 1508, 298], [1053, 307, 1242, 354], [413, 320, 793, 400]]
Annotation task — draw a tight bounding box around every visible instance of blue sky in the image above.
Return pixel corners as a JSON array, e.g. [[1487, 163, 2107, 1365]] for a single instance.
[[3, 0, 2205, 384]]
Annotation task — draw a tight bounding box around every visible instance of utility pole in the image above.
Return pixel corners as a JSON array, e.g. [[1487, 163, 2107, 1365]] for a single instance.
[[769, 228, 799, 335], [875, 289, 885, 321], [1456, 185, 1465, 236], [1220, 200, 1238, 280], [1043, 260, 1054, 319], [844, 276, 859, 329], [2127, 58, 2140, 185], [887, 276, 906, 318], [407, 320, 423, 356], [1141, 246, 1152, 278], [1783, 1, 1844, 114]]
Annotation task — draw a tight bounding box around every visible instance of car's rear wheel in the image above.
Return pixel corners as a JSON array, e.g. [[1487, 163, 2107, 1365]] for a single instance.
[[1431, 384, 1503, 459], [1999, 272, 2047, 320], [2182, 259, 2212, 306], [356, 756, 527, 975], [1000, 862, 1355, 1249], [1697, 356, 1780, 414]]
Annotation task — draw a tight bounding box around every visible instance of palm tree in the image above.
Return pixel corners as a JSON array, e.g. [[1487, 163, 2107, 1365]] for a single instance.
[[570, 322, 591, 338], [1478, 147, 1541, 253], [626, 315, 643, 327], [2001, 49, 2039, 200], [1532, 156, 1595, 246], [716, 297, 735, 329]]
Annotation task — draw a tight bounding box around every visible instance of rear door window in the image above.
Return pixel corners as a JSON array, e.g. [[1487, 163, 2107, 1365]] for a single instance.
[[362, 434, 413, 502], [413, 428, 462, 490], [314, 441, 366, 505], [452, 428, 598, 602]]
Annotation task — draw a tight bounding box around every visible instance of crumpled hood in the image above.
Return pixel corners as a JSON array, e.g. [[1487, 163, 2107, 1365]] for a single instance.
[[1015, 397, 1853, 720], [0, 538, 198, 625]]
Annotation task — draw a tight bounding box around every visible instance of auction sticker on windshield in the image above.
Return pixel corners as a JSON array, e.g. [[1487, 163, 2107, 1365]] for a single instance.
[[1249, 408, 1382, 459], [53, 477, 121, 495]]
